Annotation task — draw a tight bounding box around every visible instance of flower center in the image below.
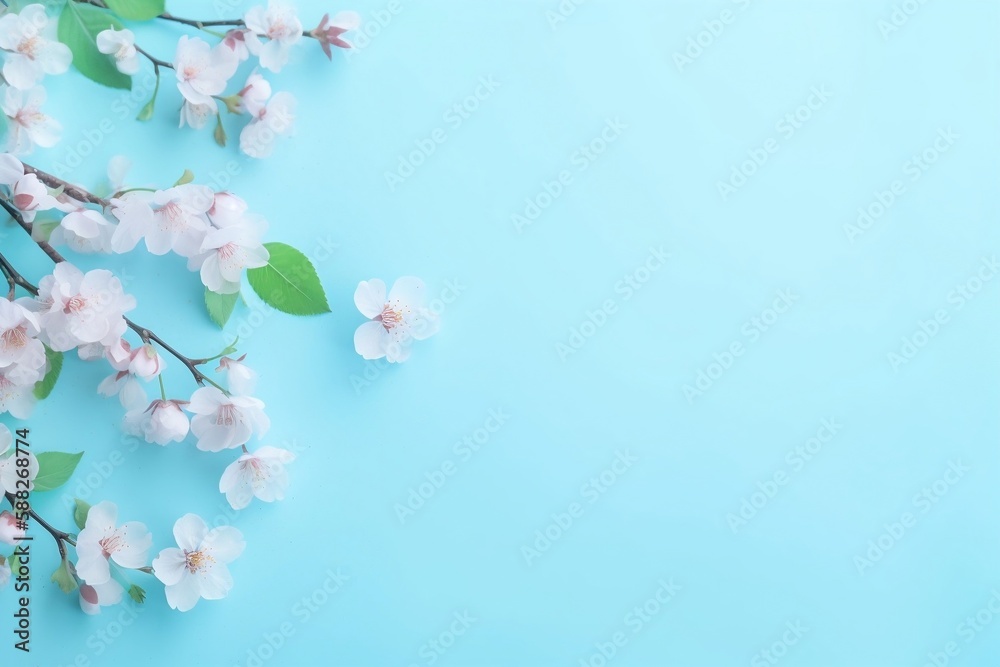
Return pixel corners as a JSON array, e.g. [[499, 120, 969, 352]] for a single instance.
[[1, 326, 28, 350], [377, 304, 403, 331], [215, 404, 238, 427], [17, 36, 39, 59], [99, 533, 123, 558], [182, 65, 198, 81], [65, 295, 88, 314], [184, 549, 215, 573]]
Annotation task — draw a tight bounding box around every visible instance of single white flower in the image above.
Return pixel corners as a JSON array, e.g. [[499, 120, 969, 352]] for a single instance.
[[179, 100, 216, 130], [216, 354, 257, 395], [0, 511, 26, 545], [125, 399, 190, 445], [244, 1, 302, 72], [196, 217, 269, 294], [96, 28, 140, 76], [174, 35, 238, 106], [75, 500, 151, 586], [239, 91, 295, 158], [0, 4, 72, 89], [50, 204, 115, 254], [0, 298, 45, 386], [97, 339, 148, 409], [208, 192, 248, 227], [0, 424, 37, 492], [0, 372, 36, 418], [128, 343, 164, 380], [354, 277, 440, 363], [235, 70, 270, 116], [186, 386, 269, 452], [10, 173, 57, 222], [36, 263, 135, 352], [221, 29, 252, 62], [146, 184, 213, 257], [2, 86, 61, 154], [152, 514, 244, 612], [219, 445, 295, 510], [79, 579, 124, 615]]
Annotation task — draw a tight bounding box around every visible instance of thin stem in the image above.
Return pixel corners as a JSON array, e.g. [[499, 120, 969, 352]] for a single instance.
[[158, 374, 167, 401], [0, 260, 16, 300], [5, 492, 74, 559], [21, 163, 110, 208], [134, 44, 174, 70], [158, 12, 245, 29]]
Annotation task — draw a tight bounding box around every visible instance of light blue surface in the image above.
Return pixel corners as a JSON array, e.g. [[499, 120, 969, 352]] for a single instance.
[[5, 0, 1000, 665]]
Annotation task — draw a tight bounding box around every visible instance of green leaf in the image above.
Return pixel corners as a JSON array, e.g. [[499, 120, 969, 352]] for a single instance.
[[127, 584, 146, 604], [136, 70, 160, 121], [51, 558, 78, 594], [104, 0, 165, 21], [58, 2, 132, 90], [213, 114, 227, 147], [33, 347, 63, 400], [33, 451, 84, 492], [73, 498, 92, 531], [205, 289, 239, 328], [247, 243, 331, 316], [174, 169, 195, 186]]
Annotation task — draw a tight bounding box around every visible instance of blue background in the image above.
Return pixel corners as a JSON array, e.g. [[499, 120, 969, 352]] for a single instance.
[[4, 0, 1000, 665]]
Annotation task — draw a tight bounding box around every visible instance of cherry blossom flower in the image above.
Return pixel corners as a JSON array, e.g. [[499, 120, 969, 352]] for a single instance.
[[174, 35, 238, 107], [219, 445, 295, 510], [354, 277, 440, 363], [35, 263, 135, 352], [2, 86, 61, 154], [0, 424, 37, 492], [221, 29, 252, 62], [216, 355, 257, 395], [0, 298, 46, 386], [75, 501, 152, 586], [79, 579, 124, 615], [152, 514, 244, 612], [96, 28, 140, 76], [145, 184, 214, 257], [97, 340, 147, 409], [208, 191, 248, 226], [0, 511, 26, 545], [0, 4, 72, 90], [50, 202, 115, 254], [0, 372, 37, 418], [187, 386, 269, 452], [244, 1, 302, 72], [235, 70, 271, 116], [311, 11, 361, 58], [179, 100, 216, 130], [240, 91, 296, 158], [0, 154, 58, 222], [125, 399, 190, 445], [196, 216, 269, 293]]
